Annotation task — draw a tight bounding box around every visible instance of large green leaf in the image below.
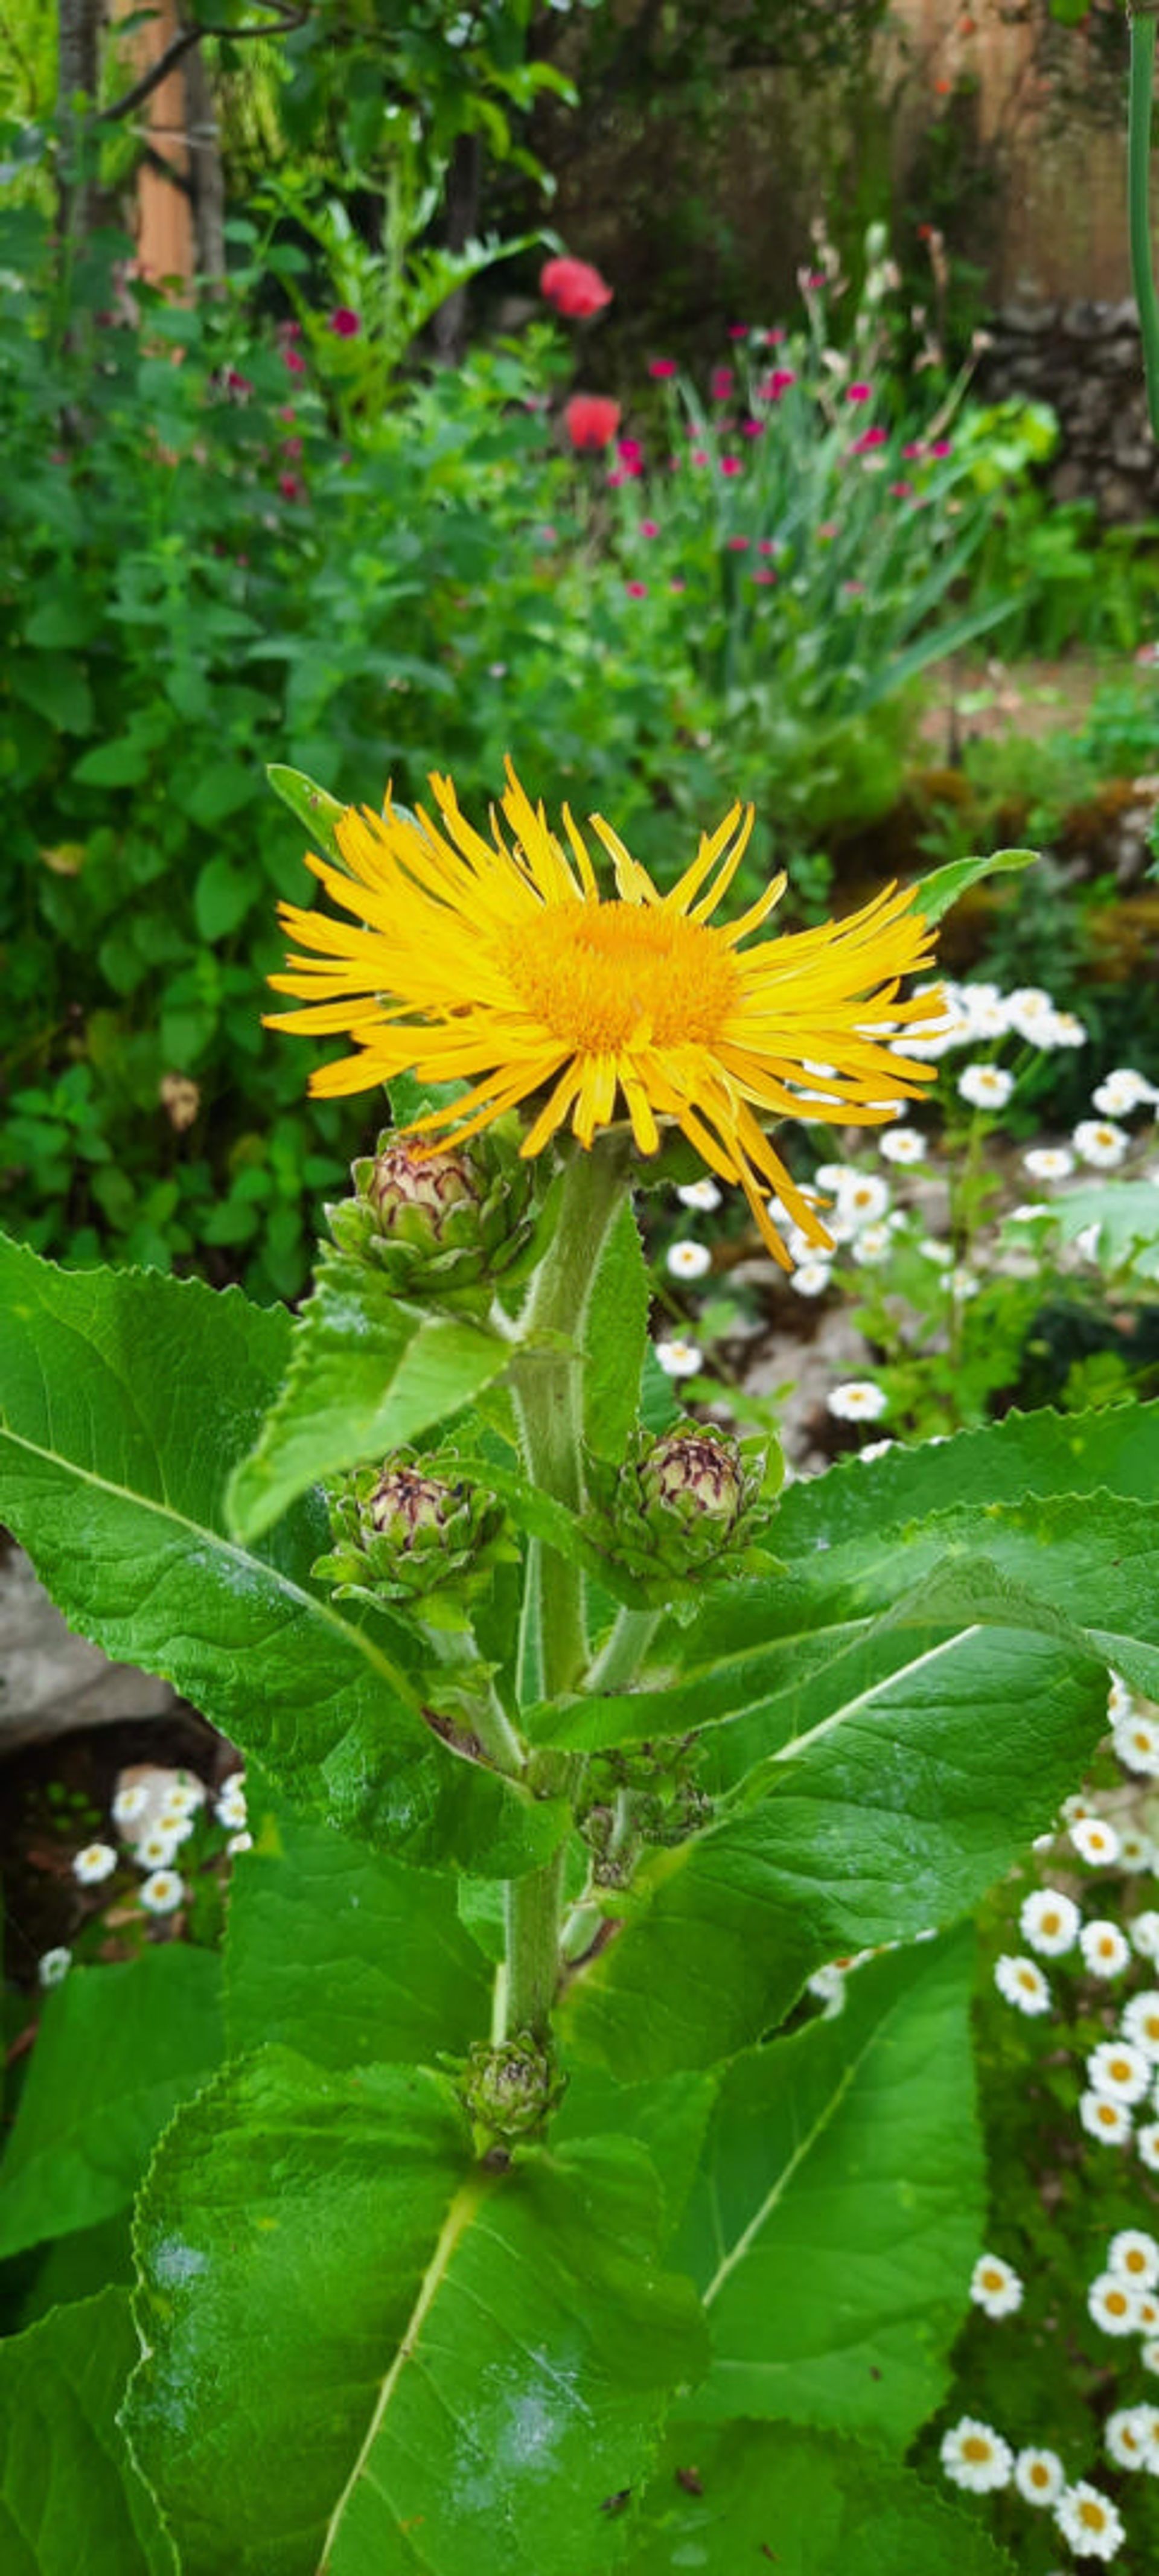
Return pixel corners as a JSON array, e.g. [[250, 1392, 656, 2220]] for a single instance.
[[560, 1614, 1107, 2075], [227, 1250, 511, 1544], [225, 1782, 493, 2070], [622, 2421, 1015, 2575], [672, 1931, 982, 2444], [0, 2288, 176, 2575], [910, 845, 1035, 928], [0, 1239, 562, 1873], [0, 1949, 222, 2259], [126, 2048, 707, 2576]]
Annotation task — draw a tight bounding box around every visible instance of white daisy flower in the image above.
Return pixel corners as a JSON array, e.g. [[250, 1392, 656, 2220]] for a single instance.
[[1073, 1119, 1129, 1169], [1023, 1146, 1074, 1180], [654, 1338, 702, 1379], [827, 1381, 888, 1423], [1049, 1011, 1089, 1047], [676, 1178, 722, 1211], [788, 1260, 831, 1298], [813, 1162, 857, 1192], [1007, 1202, 1052, 1224], [216, 1776, 247, 1829], [1106, 2228, 1159, 2286], [1122, 1993, 1159, 2058], [1015, 2446, 1064, 2507], [1070, 1817, 1121, 1867], [1053, 2480, 1125, 2561], [139, 1869, 184, 1916], [1080, 2091, 1134, 2147], [135, 1827, 182, 1871], [849, 1221, 892, 1264], [1108, 1672, 1135, 1721], [1081, 1920, 1131, 1978], [858, 1438, 896, 1463], [159, 1775, 205, 1819], [37, 1946, 72, 1989], [960, 986, 1011, 1039], [969, 2253, 1023, 2318], [958, 1062, 1015, 1111], [1005, 986, 1056, 1041], [227, 1831, 254, 1857], [1074, 1219, 1103, 1262], [1020, 1888, 1081, 1957], [1139, 2122, 1159, 2172], [666, 1239, 712, 1281], [1093, 1069, 1155, 1116], [1088, 2272, 1143, 2335], [72, 1842, 118, 1886], [948, 1265, 979, 1301], [1143, 2336, 1159, 2371], [994, 1953, 1052, 2016], [917, 1237, 953, 1267], [939, 2417, 1013, 2494], [110, 1782, 150, 1829], [1137, 2290, 1159, 2336], [1104, 2407, 1154, 2471], [1087, 2041, 1152, 2105], [879, 1126, 925, 1164], [1117, 1827, 1155, 1874], [837, 1172, 890, 1226], [1132, 1911, 1159, 1961], [1114, 1711, 1159, 1778]]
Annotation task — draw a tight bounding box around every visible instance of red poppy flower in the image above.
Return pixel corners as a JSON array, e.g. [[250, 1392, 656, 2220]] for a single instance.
[[541, 257, 613, 319], [564, 393, 622, 452]]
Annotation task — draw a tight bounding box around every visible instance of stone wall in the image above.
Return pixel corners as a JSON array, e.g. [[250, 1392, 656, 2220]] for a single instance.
[[977, 300, 1159, 524]]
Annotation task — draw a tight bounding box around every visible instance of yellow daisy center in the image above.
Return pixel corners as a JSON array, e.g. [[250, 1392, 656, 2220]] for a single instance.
[[962, 2437, 991, 2462], [502, 902, 739, 1053]]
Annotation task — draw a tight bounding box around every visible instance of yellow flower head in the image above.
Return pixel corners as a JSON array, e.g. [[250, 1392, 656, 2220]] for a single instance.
[[266, 761, 944, 1267]]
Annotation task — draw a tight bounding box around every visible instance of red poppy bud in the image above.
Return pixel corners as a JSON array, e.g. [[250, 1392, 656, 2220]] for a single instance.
[[540, 256, 613, 319], [564, 393, 622, 452]]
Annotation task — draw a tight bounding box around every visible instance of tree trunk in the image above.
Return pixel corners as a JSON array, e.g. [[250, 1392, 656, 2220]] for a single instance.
[[57, 0, 104, 241], [432, 130, 482, 365], [184, 36, 227, 284]]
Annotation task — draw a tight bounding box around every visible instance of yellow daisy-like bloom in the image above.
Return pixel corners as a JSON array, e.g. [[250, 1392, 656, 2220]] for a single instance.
[[266, 761, 943, 1267]]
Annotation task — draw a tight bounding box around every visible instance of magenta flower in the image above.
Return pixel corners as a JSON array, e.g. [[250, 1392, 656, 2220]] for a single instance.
[[625, 580, 648, 598], [709, 367, 734, 400], [817, 520, 838, 540], [928, 438, 953, 457], [726, 535, 750, 551], [284, 350, 306, 376], [888, 480, 913, 499], [757, 539, 780, 557], [752, 570, 777, 586], [759, 369, 796, 400], [649, 358, 677, 378], [720, 456, 742, 478], [669, 578, 686, 592], [330, 307, 361, 337], [741, 420, 764, 438], [727, 324, 749, 340], [764, 326, 787, 345], [845, 381, 872, 403], [902, 441, 924, 460], [690, 448, 709, 467], [850, 426, 888, 455], [640, 519, 660, 538]]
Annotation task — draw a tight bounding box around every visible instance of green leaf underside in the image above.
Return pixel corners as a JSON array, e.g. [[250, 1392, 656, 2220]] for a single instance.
[[674, 1932, 981, 2445], [622, 2421, 1015, 2575], [0, 2289, 176, 2575], [910, 845, 1035, 927], [1046, 1181, 1159, 1278], [583, 1200, 651, 1465], [126, 2050, 706, 2576], [560, 1620, 1106, 2075], [0, 1950, 222, 2260], [227, 1252, 510, 1544], [267, 763, 350, 869], [225, 1785, 493, 2071], [0, 1239, 561, 1873]]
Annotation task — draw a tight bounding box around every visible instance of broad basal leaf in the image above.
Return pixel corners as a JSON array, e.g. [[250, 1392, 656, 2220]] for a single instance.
[[622, 2421, 1015, 2575], [126, 2049, 707, 2576], [673, 1931, 982, 2445], [0, 1949, 222, 2260], [0, 1239, 561, 1874], [225, 1782, 493, 2070], [0, 2288, 176, 2575], [227, 1250, 510, 1544]]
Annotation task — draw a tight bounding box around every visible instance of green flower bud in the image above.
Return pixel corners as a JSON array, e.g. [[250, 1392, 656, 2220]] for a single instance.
[[326, 1119, 545, 1309], [462, 2034, 566, 2146], [311, 1448, 516, 1623], [584, 1419, 781, 1609]]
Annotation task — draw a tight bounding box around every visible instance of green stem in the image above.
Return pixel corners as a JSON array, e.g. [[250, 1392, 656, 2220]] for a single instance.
[[583, 1605, 663, 1696], [502, 1140, 631, 2041], [1129, 8, 1159, 441]]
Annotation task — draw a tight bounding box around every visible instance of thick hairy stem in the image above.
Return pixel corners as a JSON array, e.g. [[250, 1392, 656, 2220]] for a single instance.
[[502, 1142, 631, 2041]]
